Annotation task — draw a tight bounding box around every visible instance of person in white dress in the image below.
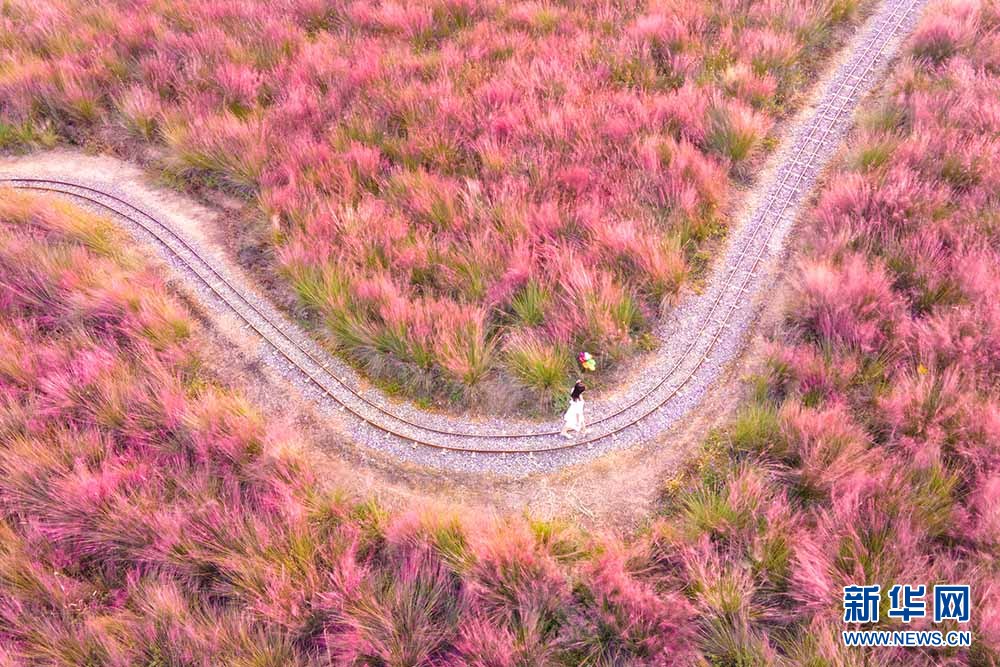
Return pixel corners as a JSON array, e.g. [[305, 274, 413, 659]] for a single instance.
[[561, 380, 587, 438]]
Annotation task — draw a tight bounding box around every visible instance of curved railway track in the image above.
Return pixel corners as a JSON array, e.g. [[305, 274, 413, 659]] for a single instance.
[[0, 0, 924, 465]]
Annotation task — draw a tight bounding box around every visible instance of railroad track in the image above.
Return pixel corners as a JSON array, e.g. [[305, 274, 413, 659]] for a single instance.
[[0, 0, 924, 464]]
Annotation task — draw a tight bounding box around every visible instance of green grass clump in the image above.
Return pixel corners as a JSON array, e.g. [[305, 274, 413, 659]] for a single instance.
[[510, 281, 549, 327], [0, 121, 59, 150], [506, 333, 570, 397], [729, 403, 785, 457], [706, 106, 765, 166]]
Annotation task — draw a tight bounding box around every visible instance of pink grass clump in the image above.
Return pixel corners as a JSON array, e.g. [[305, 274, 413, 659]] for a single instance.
[[567, 542, 700, 666], [789, 253, 901, 354]]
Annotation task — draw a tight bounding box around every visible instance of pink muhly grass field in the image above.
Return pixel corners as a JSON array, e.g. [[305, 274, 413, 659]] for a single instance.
[[3, 0, 1000, 662], [0, 190, 705, 665], [0, 0, 865, 409], [653, 0, 1000, 662], [3, 0, 1000, 654]]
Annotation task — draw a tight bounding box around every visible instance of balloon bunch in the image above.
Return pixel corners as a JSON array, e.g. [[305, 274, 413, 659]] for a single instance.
[[577, 351, 596, 372]]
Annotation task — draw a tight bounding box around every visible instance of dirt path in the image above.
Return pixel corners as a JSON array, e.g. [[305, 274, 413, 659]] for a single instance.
[[0, 0, 926, 526]]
